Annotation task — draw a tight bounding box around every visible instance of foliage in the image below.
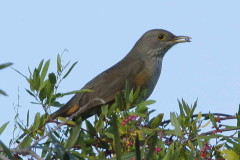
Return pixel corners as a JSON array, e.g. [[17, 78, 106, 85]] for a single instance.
[[0, 55, 240, 160]]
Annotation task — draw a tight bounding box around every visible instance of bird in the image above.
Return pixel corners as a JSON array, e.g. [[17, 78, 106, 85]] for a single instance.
[[50, 29, 190, 120]]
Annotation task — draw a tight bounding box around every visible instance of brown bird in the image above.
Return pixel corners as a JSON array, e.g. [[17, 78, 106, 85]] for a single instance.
[[51, 29, 190, 120]]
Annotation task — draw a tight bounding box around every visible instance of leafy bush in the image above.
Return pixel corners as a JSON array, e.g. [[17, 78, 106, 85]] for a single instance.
[[0, 55, 239, 160]]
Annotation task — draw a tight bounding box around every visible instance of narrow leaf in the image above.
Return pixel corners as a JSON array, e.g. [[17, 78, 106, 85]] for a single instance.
[[146, 131, 158, 160], [0, 121, 9, 135], [178, 99, 185, 116], [0, 89, 7, 96], [40, 59, 50, 82], [37, 59, 44, 72], [112, 114, 122, 160], [65, 118, 82, 149], [170, 112, 182, 136], [129, 89, 134, 104], [63, 61, 78, 79], [20, 136, 32, 148], [27, 110, 30, 127], [135, 134, 141, 160], [57, 54, 62, 72], [0, 140, 14, 159], [202, 120, 211, 128], [221, 149, 239, 160], [0, 62, 13, 70], [62, 89, 92, 96], [150, 114, 163, 128], [85, 120, 97, 137], [38, 80, 48, 91], [96, 115, 104, 132], [101, 104, 108, 118], [26, 89, 35, 98], [33, 112, 41, 130], [137, 100, 156, 106]]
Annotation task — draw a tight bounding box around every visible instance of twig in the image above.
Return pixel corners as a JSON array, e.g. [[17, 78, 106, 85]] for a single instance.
[[161, 113, 235, 126], [199, 127, 240, 136]]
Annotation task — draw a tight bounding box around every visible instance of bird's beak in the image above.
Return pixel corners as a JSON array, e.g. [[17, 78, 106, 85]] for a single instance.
[[172, 36, 191, 43]]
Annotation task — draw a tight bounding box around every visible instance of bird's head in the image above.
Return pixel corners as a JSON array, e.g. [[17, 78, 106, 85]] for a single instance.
[[131, 29, 191, 59]]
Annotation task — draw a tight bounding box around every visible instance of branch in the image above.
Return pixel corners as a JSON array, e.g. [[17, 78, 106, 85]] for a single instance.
[[199, 127, 240, 136], [161, 113, 235, 126]]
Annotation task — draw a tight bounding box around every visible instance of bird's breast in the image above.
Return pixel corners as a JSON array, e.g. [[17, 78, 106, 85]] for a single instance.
[[134, 59, 161, 96]]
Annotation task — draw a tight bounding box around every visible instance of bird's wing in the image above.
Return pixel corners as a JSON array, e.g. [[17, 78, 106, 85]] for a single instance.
[[51, 57, 145, 119]]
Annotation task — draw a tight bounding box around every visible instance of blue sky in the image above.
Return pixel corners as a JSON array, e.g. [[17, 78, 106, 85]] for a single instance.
[[1, 1, 240, 146]]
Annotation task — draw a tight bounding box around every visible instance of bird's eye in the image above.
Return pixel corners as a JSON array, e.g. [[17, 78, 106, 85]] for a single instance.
[[158, 34, 166, 40]]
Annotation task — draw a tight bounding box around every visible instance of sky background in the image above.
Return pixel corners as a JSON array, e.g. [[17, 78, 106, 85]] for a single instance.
[[1, 1, 240, 146]]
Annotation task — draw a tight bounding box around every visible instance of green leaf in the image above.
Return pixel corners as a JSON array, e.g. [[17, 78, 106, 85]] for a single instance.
[[32, 68, 40, 90], [95, 114, 104, 132], [33, 112, 41, 130], [190, 99, 198, 116], [57, 117, 76, 126], [150, 113, 163, 128], [137, 100, 156, 106], [20, 136, 32, 148], [101, 104, 108, 118], [37, 59, 44, 72], [85, 120, 97, 137], [48, 72, 57, 85], [0, 62, 13, 70], [26, 89, 35, 98], [0, 121, 9, 135], [221, 149, 239, 160], [163, 143, 175, 160], [182, 99, 190, 116], [170, 112, 182, 136], [146, 131, 158, 160], [108, 103, 117, 116], [105, 132, 114, 139], [202, 120, 211, 128], [65, 118, 82, 149], [133, 87, 140, 100], [136, 105, 148, 113], [129, 89, 134, 104], [27, 110, 30, 127], [112, 114, 122, 160], [40, 59, 50, 82], [142, 127, 154, 135], [57, 54, 62, 72], [178, 99, 185, 116], [51, 101, 64, 107], [63, 61, 78, 79], [38, 80, 48, 91], [0, 89, 7, 96], [39, 86, 47, 101], [0, 140, 14, 159], [62, 89, 92, 96], [135, 134, 141, 160]]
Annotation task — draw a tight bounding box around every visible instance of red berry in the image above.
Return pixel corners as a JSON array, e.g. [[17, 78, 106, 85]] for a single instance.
[[200, 152, 207, 158], [155, 148, 162, 153]]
